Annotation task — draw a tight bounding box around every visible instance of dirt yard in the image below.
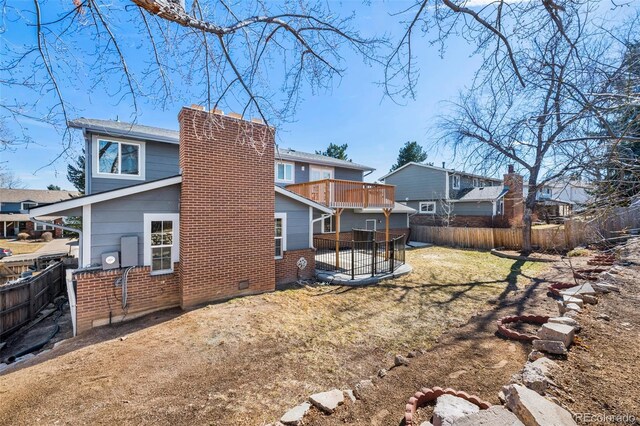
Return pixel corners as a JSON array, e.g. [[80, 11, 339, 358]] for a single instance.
[[0, 240, 45, 255], [0, 246, 548, 425]]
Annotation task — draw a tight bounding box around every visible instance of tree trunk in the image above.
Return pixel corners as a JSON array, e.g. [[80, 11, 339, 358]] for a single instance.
[[522, 188, 537, 253]]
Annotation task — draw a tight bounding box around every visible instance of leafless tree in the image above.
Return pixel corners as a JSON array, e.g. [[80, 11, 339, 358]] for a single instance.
[[0, 170, 26, 189], [438, 3, 639, 252], [1, 0, 383, 160], [439, 198, 455, 227]]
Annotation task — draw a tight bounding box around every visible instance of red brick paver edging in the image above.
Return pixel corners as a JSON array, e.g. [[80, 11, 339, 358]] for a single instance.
[[547, 281, 579, 297], [404, 386, 492, 426], [496, 315, 549, 341]]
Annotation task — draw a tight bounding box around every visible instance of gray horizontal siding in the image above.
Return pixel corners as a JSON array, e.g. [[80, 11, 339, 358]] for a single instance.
[[313, 209, 408, 233], [89, 136, 180, 194], [89, 184, 180, 266], [384, 164, 447, 201], [275, 192, 311, 251], [334, 167, 363, 182], [452, 201, 494, 216]]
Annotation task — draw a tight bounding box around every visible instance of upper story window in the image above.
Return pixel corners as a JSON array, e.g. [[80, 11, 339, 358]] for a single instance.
[[310, 165, 334, 181], [21, 201, 38, 210], [92, 136, 145, 180], [275, 161, 295, 183], [452, 175, 461, 189], [472, 178, 479, 187]]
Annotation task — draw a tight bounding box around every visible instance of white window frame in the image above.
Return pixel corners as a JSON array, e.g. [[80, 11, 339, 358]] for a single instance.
[[472, 178, 479, 187], [21, 201, 38, 210], [365, 219, 377, 231], [34, 221, 54, 231], [418, 201, 437, 215], [275, 212, 287, 259], [452, 175, 461, 190], [498, 200, 504, 215], [275, 161, 295, 183], [143, 213, 179, 275], [321, 215, 334, 233], [309, 165, 334, 181], [92, 135, 146, 180]]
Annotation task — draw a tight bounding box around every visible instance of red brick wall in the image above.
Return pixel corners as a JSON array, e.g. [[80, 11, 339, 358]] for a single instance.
[[74, 265, 180, 333], [23, 219, 63, 238], [178, 107, 276, 308], [503, 172, 524, 227], [275, 248, 316, 285]]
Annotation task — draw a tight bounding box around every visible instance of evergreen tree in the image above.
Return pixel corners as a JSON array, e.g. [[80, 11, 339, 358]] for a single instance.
[[47, 184, 61, 190], [316, 143, 349, 161], [390, 141, 428, 172], [67, 149, 85, 194]]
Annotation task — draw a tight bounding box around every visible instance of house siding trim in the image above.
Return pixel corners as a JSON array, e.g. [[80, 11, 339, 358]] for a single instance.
[[82, 204, 91, 268], [91, 134, 147, 181]]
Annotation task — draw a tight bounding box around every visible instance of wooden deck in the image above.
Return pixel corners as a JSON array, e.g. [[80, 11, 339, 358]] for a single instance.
[[285, 179, 395, 209]]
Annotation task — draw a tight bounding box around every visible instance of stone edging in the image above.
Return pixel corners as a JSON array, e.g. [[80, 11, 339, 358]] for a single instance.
[[490, 249, 556, 262], [404, 386, 492, 426], [573, 268, 607, 281], [547, 281, 579, 296], [496, 315, 549, 342]]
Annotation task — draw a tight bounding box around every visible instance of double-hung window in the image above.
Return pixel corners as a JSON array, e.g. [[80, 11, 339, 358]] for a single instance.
[[144, 214, 179, 274], [309, 166, 334, 181], [21, 201, 38, 210], [275, 162, 294, 183], [452, 175, 461, 189], [35, 221, 54, 231], [275, 213, 287, 259], [94, 137, 145, 179], [419, 201, 436, 214]]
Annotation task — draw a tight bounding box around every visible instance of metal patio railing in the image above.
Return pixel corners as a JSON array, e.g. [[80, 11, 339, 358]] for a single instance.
[[314, 229, 406, 280]]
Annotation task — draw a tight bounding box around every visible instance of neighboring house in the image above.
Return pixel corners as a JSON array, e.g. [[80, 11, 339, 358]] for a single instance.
[[29, 107, 412, 334], [533, 180, 592, 219], [381, 162, 523, 227], [0, 188, 78, 238]]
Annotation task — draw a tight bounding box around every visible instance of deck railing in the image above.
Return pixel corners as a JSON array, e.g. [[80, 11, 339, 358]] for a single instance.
[[285, 179, 395, 209]]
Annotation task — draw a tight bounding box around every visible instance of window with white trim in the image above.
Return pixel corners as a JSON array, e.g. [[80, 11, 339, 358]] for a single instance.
[[310, 165, 334, 181], [497, 200, 504, 215], [322, 216, 334, 233], [275, 162, 295, 183], [418, 201, 436, 214], [144, 213, 179, 274], [95, 138, 143, 177], [275, 213, 287, 259], [472, 178, 479, 187], [21, 201, 38, 210], [35, 221, 54, 231], [365, 219, 377, 231], [452, 175, 461, 189]]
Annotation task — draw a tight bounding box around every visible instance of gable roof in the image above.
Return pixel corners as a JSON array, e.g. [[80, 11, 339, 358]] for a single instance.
[[28, 176, 182, 216], [0, 188, 79, 204], [69, 118, 180, 144], [276, 148, 374, 172], [380, 162, 502, 183], [455, 186, 508, 202]]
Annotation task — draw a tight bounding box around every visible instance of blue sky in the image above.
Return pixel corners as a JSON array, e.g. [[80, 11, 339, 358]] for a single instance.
[[2, 1, 488, 189]]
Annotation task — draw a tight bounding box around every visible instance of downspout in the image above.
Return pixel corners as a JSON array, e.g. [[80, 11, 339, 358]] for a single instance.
[[311, 213, 333, 246]]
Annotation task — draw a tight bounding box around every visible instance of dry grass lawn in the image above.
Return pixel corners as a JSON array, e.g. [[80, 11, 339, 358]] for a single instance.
[[0, 240, 45, 255], [0, 246, 549, 426]]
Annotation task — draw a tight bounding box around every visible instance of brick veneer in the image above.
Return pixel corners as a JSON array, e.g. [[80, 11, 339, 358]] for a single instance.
[[178, 107, 276, 308], [74, 265, 180, 333], [503, 171, 524, 226], [275, 248, 316, 285], [23, 219, 64, 238]]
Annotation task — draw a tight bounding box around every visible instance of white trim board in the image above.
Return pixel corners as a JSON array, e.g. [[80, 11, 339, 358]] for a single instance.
[[275, 212, 287, 259], [29, 176, 182, 217], [144, 213, 180, 273], [92, 134, 146, 181]]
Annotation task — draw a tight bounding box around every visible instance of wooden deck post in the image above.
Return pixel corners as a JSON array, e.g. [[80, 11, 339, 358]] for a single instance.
[[383, 208, 392, 259], [335, 208, 343, 269]]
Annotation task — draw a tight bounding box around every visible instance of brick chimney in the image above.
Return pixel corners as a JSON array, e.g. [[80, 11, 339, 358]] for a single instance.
[[503, 164, 524, 227], [178, 106, 275, 308]]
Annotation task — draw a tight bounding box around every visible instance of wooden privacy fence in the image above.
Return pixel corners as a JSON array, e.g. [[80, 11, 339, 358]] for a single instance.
[[411, 206, 640, 251], [0, 262, 65, 339]]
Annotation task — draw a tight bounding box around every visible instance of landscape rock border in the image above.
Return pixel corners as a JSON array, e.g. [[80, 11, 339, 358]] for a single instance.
[[573, 268, 607, 281], [496, 315, 550, 342], [547, 281, 579, 297], [404, 386, 492, 426]]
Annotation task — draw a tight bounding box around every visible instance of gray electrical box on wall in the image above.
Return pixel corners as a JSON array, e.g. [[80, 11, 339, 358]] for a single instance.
[[101, 252, 120, 270], [121, 236, 139, 267]]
